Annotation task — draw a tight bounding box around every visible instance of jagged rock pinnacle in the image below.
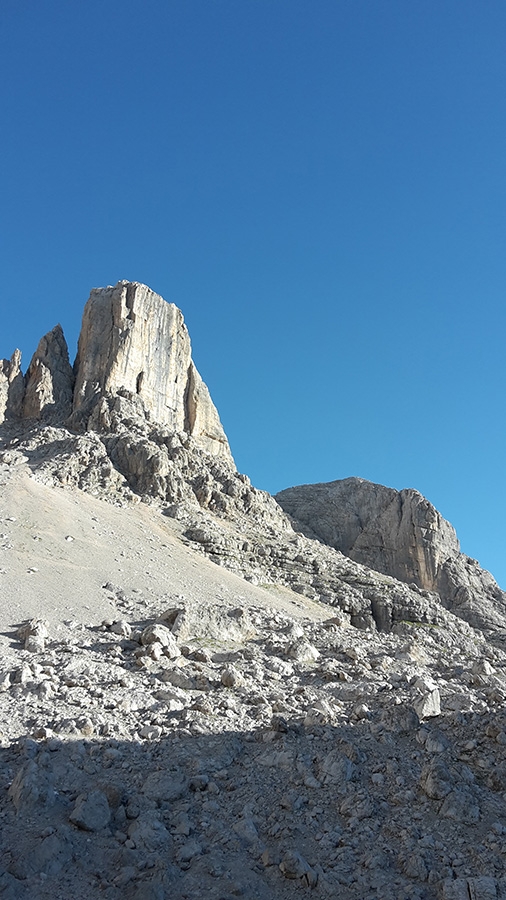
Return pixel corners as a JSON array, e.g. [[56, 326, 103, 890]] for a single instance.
[[0, 281, 233, 463], [23, 324, 75, 421]]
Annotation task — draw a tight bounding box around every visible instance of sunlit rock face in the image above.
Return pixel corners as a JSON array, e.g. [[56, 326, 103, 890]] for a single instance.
[[23, 325, 75, 422], [1, 280, 233, 462], [277, 477, 459, 591], [276, 477, 506, 632], [2, 325, 74, 424], [72, 281, 233, 462]]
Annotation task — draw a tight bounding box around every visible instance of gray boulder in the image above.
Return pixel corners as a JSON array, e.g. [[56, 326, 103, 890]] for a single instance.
[[69, 790, 111, 831]]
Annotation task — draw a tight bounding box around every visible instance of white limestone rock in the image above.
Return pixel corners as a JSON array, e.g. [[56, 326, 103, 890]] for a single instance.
[[0, 350, 24, 422], [276, 477, 506, 633], [160, 603, 255, 644], [73, 281, 233, 462], [139, 623, 181, 661], [413, 685, 441, 720], [276, 477, 460, 589], [23, 325, 74, 421], [16, 618, 49, 653], [286, 638, 319, 664]]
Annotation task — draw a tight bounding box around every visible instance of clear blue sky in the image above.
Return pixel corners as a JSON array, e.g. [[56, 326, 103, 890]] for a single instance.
[[1, 1, 505, 587]]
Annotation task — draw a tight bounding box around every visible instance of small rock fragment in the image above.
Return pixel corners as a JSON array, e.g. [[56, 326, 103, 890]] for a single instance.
[[279, 850, 318, 887], [110, 619, 132, 637], [287, 639, 319, 664]]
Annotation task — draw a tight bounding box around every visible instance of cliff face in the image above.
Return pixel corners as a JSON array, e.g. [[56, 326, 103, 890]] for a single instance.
[[0, 350, 24, 421], [0, 281, 233, 464], [2, 281, 505, 636], [22, 324, 75, 421], [73, 282, 232, 461], [276, 477, 506, 632], [277, 477, 460, 591]]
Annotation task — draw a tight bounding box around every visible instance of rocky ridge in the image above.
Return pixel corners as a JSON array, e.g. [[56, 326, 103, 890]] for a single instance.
[[1, 281, 232, 463], [1, 282, 506, 900], [276, 478, 506, 637]]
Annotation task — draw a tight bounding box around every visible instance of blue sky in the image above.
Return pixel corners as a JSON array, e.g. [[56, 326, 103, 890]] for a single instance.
[[1, 1, 505, 586]]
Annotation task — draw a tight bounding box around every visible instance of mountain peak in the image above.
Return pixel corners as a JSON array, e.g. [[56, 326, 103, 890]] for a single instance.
[[0, 281, 233, 463]]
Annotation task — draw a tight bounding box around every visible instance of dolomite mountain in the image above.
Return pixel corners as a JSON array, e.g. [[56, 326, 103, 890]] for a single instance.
[[276, 478, 506, 636], [1, 281, 506, 900], [0, 281, 232, 462]]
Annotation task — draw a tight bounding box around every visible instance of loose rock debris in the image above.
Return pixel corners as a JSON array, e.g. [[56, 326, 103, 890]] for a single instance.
[[1, 600, 506, 900]]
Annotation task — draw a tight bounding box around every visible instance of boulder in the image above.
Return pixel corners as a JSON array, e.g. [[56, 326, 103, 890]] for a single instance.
[[69, 790, 111, 832]]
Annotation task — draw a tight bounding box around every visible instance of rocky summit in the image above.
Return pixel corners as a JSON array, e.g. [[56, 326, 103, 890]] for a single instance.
[[0, 283, 506, 900], [0, 281, 232, 462]]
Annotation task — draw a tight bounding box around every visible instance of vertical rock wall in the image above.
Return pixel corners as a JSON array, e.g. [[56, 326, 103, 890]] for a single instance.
[[73, 282, 233, 462], [73, 282, 191, 428]]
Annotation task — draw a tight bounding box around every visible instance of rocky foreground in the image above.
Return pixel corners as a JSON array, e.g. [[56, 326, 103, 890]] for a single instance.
[[1, 282, 506, 899]]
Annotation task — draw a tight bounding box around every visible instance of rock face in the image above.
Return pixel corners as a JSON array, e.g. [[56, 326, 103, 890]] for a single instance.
[[0, 350, 24, 422], [23, 324, 75, 421], [3, 280, 506, 900], [276, 477, 506, 633], [277, 478, 459, 589], [73, 282, 231, 462], [1, 281, 233, 463]]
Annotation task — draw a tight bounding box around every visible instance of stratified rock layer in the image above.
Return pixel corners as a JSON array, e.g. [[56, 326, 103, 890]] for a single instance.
[[276, 477, 506, 633]]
